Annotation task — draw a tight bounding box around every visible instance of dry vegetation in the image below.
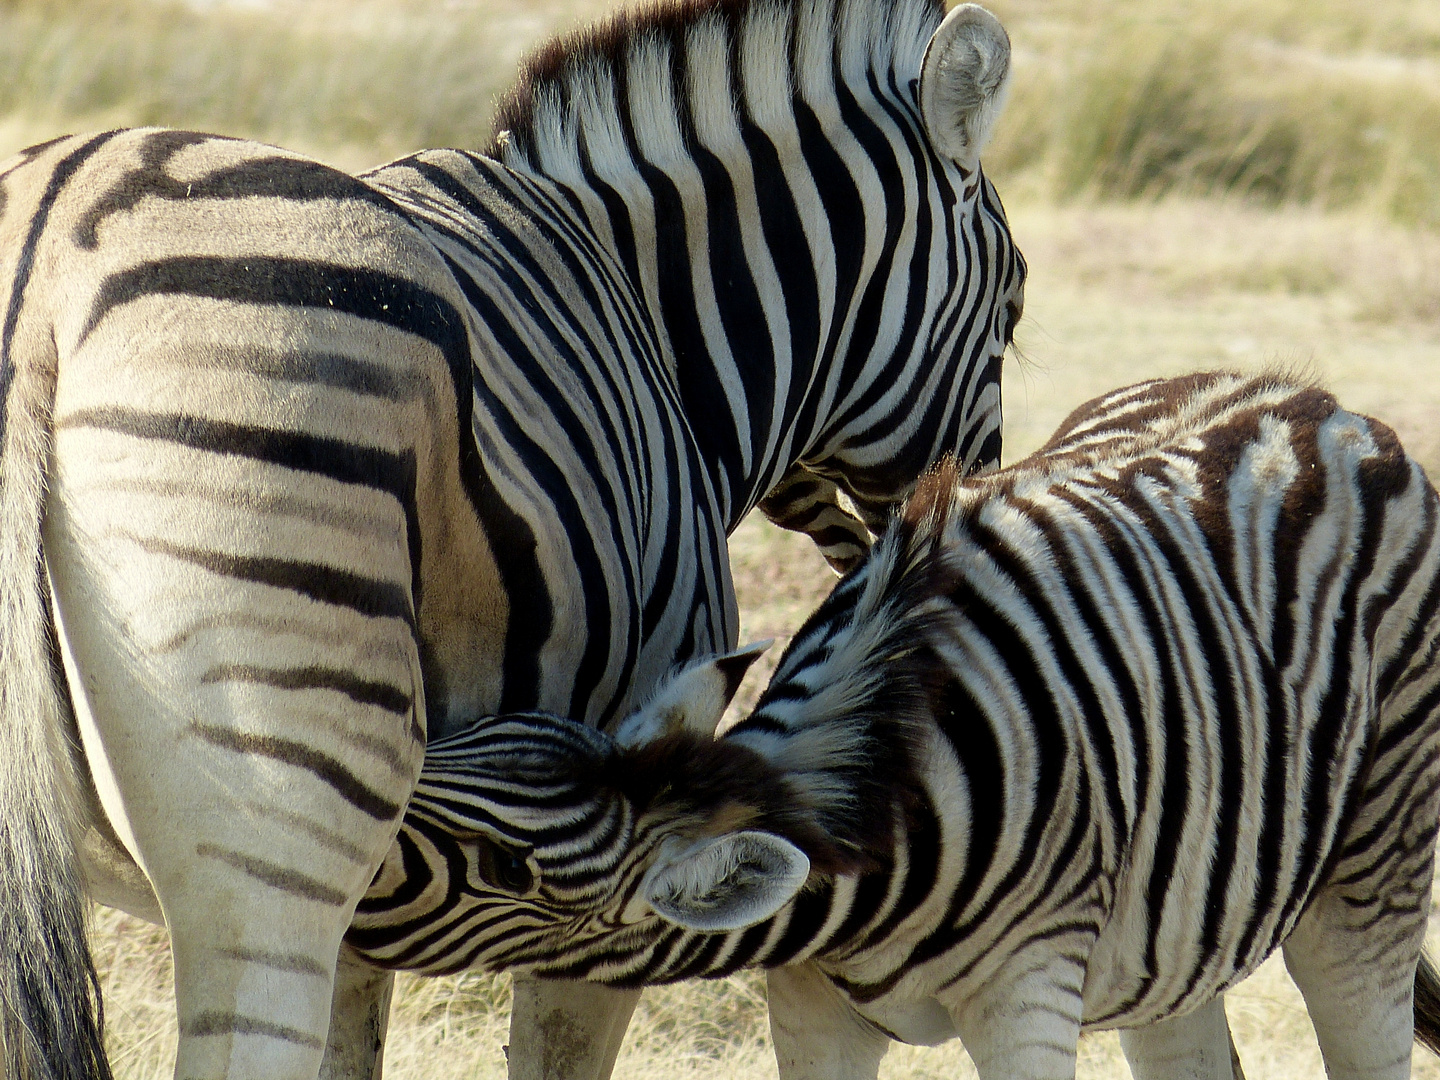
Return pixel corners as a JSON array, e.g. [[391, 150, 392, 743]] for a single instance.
[[981, 0, 1440, 225], [5, 0, 1439, 1074]]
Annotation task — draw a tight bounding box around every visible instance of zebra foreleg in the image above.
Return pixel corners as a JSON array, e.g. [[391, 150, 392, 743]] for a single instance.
[[318, 947, 393, 1080], [505, 975, 640, 1080], [1118, 997, 1243, 1080], [757, 466, 875, 575], [767, 962, 890, 1080], [949, 950, 1089, 1080]]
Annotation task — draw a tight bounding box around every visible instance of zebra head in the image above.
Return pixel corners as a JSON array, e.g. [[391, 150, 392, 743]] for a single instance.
[[349, 643, 858, 977], [796, 2, 1027, 526]]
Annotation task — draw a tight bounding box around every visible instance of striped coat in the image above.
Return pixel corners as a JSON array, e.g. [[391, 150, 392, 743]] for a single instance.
[[366, 373, 1440, 1080]]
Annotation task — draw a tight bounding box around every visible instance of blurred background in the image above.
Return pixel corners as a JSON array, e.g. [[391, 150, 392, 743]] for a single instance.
[[5, 0, 1438, 1075]]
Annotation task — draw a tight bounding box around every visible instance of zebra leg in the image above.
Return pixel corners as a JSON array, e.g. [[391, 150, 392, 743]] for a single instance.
[[1280, 694, 1440, 1080], [767, 963, 890, 1080], [949, 951, 1088, 1080], [46, 495, 424, 1079], [757, 466, 875, 575], [1281, 888, 1426, 1080], [164, 905, 361, 1078], [318, 946, 393, 1080], [506, 975, 640, 1080], [1119, 997, 1243, 1080]]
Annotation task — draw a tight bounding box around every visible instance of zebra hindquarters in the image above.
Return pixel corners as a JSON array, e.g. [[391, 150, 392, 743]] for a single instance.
[[46, 390, 425, 1078], [1280, 585, 1440, 1080], [42, 264, 446, 1075]]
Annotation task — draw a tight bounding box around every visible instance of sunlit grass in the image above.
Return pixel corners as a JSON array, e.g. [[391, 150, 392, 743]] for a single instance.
[[0, 0, 612, 169], [982, 0, 1440, 224], [4, 0, 1440, 221]]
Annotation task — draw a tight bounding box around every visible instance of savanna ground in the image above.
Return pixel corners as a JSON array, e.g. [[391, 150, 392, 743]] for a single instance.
[[4, 0, 1440, 1074]]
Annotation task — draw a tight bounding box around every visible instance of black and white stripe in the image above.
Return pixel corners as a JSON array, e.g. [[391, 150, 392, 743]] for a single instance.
[[354, 372, 1440, 1080], [730, 372, 1440, 1070], [0, 0, 1023, 1076]]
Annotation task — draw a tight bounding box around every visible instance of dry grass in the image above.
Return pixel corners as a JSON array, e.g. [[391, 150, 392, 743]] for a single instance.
[[0, 0, 614, 171], [1002, 198, 1440, 478], [983, 0, 1440, 225], [4, 0, 1440, 222]]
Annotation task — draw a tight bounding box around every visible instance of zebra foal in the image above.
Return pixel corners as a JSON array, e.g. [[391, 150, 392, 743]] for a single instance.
[[367, 372, 1440, 1080], [0, 0, 1025, 1076]]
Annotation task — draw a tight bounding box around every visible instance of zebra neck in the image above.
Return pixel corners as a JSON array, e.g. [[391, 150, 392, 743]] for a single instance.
[[490, 0, 947, 527]]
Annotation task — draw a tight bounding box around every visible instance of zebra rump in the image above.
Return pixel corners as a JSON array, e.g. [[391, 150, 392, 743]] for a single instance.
[[361, 371, 1440, 1079]]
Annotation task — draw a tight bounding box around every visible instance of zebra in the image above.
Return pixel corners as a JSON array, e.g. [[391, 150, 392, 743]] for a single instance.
[[347, 371, 1440, 1080], [0, 0, 1025, 1076]]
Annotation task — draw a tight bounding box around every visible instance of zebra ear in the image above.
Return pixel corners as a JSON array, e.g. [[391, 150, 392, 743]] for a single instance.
[[918, 3, 1011, 172], [614, 641, 772, 748], [640, 831, 810, 932]]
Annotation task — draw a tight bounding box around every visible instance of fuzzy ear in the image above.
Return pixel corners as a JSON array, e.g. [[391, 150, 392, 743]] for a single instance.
[[614, 641, 772, 747], [918, 3, 1011, 172], [640, 831, 810, 932]]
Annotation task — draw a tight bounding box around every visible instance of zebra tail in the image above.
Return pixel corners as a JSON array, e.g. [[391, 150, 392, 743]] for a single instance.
[[1415, 949, 1440, 1056], [0, 146, 114, 1080]]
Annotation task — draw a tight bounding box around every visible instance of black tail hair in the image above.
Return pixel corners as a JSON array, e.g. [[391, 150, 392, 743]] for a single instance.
[[1414, 949, 1440, 1057], [0, 134, 113, 1080]]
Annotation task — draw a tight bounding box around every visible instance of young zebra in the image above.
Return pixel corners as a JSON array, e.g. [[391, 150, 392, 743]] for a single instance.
[[356, 371, 1440, 1080], [0, 1, 1023, 1077]]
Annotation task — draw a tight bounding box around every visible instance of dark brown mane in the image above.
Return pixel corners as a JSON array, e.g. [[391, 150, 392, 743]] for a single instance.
[[487, 0, 946, 158], [607, 728, 870, 875], [491, 0, 752, 156], [901, 456, 962, 535]]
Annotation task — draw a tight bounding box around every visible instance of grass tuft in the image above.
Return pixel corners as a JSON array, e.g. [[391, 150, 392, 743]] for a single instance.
[[0, 0, 611, 168], [984, 0, 1440, 225]]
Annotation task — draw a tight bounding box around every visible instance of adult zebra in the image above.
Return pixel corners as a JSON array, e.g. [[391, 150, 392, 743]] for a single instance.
[[0, 0, 1024, 1077], [352, 372, 1440, 1080]]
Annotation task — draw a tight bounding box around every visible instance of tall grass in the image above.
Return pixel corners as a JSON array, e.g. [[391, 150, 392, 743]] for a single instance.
[[3, 0, 1440, 223], [0, 0, 610, 168], [986, 0, 1440, 224]]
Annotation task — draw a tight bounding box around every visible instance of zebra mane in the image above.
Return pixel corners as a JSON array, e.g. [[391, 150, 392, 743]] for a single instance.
[[489, 0, 946, 165], [723, 459, 963, 859]]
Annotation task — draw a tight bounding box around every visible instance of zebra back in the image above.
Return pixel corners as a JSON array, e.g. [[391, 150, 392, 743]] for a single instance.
[[735, 371, 1440, 1024]]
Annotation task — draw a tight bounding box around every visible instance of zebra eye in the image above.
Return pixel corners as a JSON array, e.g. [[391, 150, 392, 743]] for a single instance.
[[493, 849, 534, 894], [470, 834, 536, 895], [1001, 298, 1022, 346]]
